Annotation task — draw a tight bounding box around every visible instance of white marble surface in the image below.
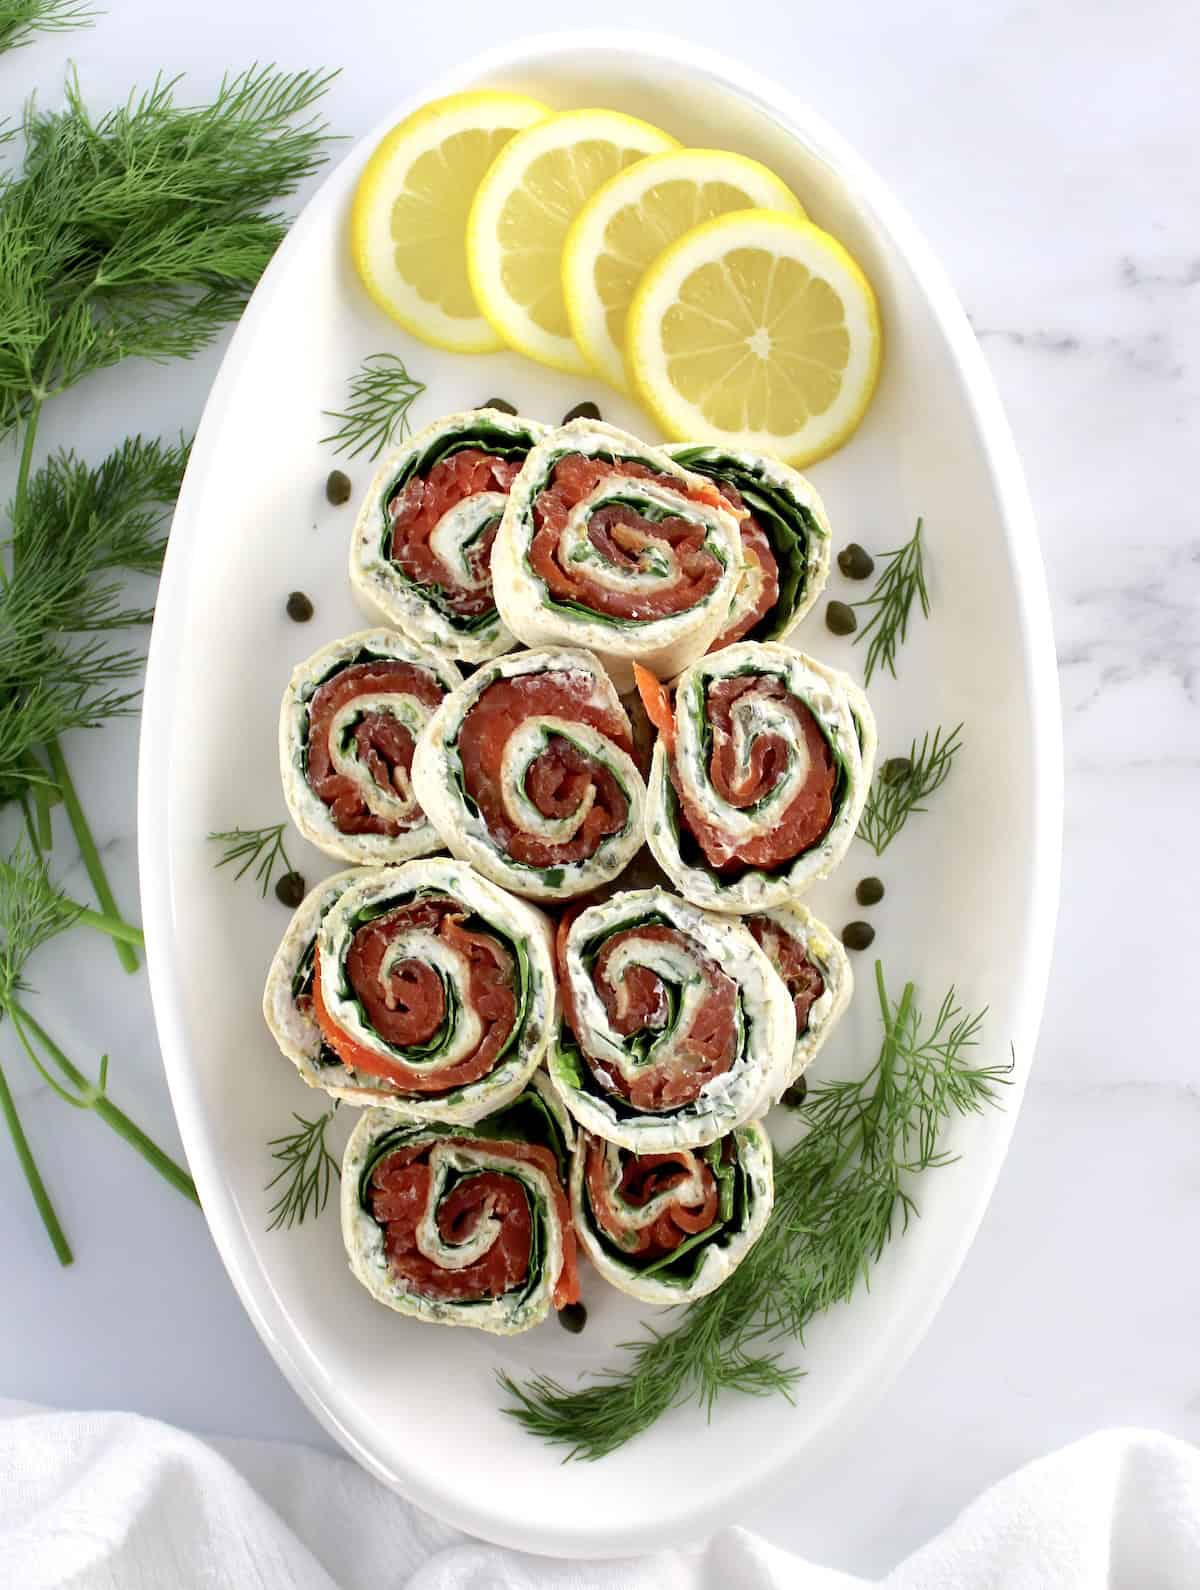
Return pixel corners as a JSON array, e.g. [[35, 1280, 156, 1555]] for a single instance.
[[1, 0, 1197, 1575]]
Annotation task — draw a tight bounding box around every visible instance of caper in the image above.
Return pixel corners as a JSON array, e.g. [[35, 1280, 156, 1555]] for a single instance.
[[781, 1076, 809, 1109], [558, 1301, 588, 1334], [275, 870, 306, 908], [562, 400, 602, 424], [856, 876, 885, 906], [324, 468, 352, 506], [837, 542, 875, 580], [825, 600, 857, 636], [286, 591, 314, 623], [842, 921, 876, 952], [480, 397, 517, 415], [880, 756, 913, 785]]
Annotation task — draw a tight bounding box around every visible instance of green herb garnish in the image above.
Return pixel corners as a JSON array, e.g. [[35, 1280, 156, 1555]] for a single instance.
[[209, 823, 296, 896], [267, 1107, 340, 1230], [0, 0, 94, 53], [0, 51, 333, 934], [322, 353, 426, 460], [0, 846, 199, 1264], [852, 518, 930, 685], [0, 19, 334, 1261], [857, 723, 963, 855], [500, 961, 1006, 1459]]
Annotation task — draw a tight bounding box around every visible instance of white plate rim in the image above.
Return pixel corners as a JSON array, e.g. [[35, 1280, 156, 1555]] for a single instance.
[[138, 28, 1063, 1557]]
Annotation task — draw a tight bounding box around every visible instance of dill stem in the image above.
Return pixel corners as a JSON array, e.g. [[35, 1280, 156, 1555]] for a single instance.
[[0, 1052, 73, 1265], [72, 904, 144, 947], [12, 1003, 199, 1207], [45, 737, 139, 974], [0, 859, 144, 948], [32, 782, 53, 851], [18, 751, 55, 850], [14, 395, 41, 522], [19, 795, 44, 862]]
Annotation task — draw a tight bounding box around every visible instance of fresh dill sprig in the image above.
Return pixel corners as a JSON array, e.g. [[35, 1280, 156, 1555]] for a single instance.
[[852, 518, 930, 685], [0, 47, 334, 1259], [0, 0, 94, 54], [322, 353, 426, 460], [0, 65, 336, 438], [0, 845, 81, 1001], [208, 823, 295, 896], [500, 962, 1007, 1460], [266, 1108, 339, 1229], [0, 437, 188, 803], [0, 845, 199, 1211], [857, 723, 963, 856]]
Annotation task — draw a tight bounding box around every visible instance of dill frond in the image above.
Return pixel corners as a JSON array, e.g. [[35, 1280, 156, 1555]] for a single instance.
[[0, 438, 188, 800], [500, 963, 1006, 1459], [0, 64, 336, 436], [322, 353, 427, 460], [857, 724, 963, 855], [266, 1109, 339, 1230], [0, 0, 94, 54], [852, 519, 930, 685], [208, 823, 295, 896]]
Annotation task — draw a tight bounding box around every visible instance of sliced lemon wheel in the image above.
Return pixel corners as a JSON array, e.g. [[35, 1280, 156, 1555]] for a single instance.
[[626, 209, 882, 467], [467, 109, 678, 375], [563, 149, 804, 393], [351, 91, 551, 353]]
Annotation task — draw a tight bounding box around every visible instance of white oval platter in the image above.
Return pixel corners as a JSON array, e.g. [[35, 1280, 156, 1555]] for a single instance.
[[138, 30, 1062, 1559]]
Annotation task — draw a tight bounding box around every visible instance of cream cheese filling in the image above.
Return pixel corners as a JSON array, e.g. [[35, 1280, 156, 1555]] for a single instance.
[[575, 932, 722, 1087], [411, 1144, 556, 1273], [426, 490, 506, 592], [324, 689, 437, 825], [370, 930, 484, 1071], [498, 715, 634, 846], [555, 479, 720, 596], [676, 677, 841, 843]]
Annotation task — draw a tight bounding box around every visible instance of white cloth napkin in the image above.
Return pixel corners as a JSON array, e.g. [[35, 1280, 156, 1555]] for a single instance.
[[0, 1401, 1197, 1588]]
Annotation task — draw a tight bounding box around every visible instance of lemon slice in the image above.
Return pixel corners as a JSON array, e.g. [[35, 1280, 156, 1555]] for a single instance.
[[563, 150, 804, 392], [626, 209, 881, 467], [467, 109, 678, 375], [351, 91, 551, 353]]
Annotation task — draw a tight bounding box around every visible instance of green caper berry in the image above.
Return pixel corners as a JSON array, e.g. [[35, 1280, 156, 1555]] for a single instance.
[[781, 1076, 809, 1109], [324, 468, 352, 505], [837, 542, 875, 580], [825, 600, 857, 636], [842, 921, 876, 952], [558, 1302, 588, 1334], [880, 756, 913, 785], [856, 876, 885, 906], [286, 591, 314, 623], [275, 870, 306, 908], [480, 397, 517, 415], [562, 400, 602, 424]]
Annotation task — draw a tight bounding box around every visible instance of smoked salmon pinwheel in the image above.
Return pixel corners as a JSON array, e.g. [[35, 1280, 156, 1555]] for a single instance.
[[743, 904, 853, 1089], [279, 629, 459, 864], [350, 409, 548, 665], [308, 859, 556, 1124], [263, 869, 399, 1105], [549, 888, 795, 1151], [491, 419, 744, 690], [411, 647, 646, 902], [644, 643, 876, 913], [665, 445, 831, 649], [342, 1079, 579, 1335], [571, 1122, 773, 1305]]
